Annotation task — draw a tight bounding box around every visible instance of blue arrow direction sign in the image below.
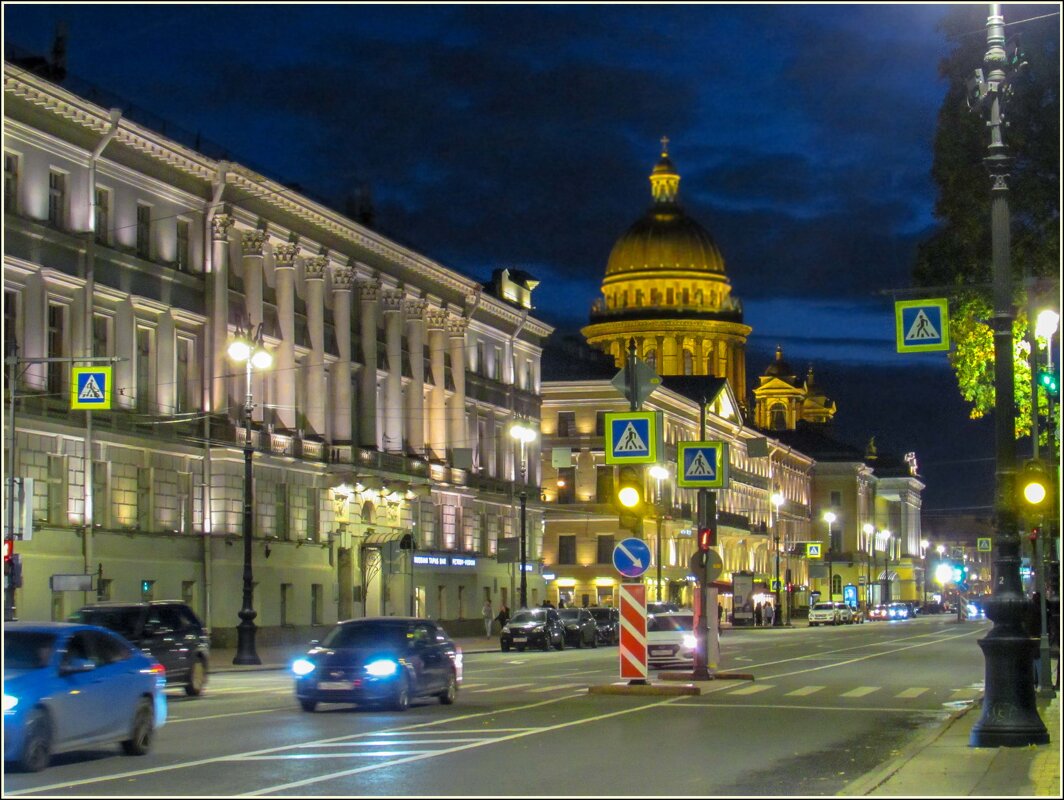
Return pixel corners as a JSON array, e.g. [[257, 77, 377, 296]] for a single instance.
[[604, 411, 660, 465], [896, 299, 949, 353], [676, 441, 728, 488], [613, 537, 652, 579]]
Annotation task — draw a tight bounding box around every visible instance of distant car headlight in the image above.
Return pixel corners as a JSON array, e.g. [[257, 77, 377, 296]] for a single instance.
[[3, 694, 17, 713], [567, 625, 579, 630], [967, 604, 979, 616], [292, 658, 316, 676], [682, 634, 697, 649], [365, 659, 399, 678]]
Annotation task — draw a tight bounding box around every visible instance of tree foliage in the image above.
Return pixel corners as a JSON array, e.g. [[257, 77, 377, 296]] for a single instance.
[[912, 5, 1060, 439]]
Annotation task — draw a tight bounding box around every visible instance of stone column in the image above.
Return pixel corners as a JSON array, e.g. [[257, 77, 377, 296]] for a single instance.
[[304, 254, 328, 438], [447, 315, 469, 457], [209, 214, 234, 413], [381, 288, 404, 453], [331, 266, 355, 444], [696, 339, 707, 376], [405, 298, 428, 456], [357, 280, 381, 449], [426, 308, 448, 459], [273, 242, 299, 432], [241, 229, 267, 423]]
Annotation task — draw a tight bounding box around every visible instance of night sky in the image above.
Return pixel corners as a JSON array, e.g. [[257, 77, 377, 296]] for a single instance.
[[6, 4, 1055, 517]]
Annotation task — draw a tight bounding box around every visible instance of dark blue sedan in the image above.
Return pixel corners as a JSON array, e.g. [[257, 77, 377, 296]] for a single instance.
[[4, 622, 167, 772], [292, 617, 462, 712]]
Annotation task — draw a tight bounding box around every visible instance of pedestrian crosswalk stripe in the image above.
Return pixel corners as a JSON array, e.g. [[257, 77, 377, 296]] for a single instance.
[[615, 422, 648, 452], [896, 687, 929, 699], [785, 686, 825, 696], [727, 684, 774, 695], [840, 686, 879, 698]]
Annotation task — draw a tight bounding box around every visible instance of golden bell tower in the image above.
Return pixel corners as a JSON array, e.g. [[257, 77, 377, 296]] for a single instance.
[[582, 139, 751, 397]]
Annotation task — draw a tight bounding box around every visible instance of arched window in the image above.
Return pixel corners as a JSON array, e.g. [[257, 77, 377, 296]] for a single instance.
[[683, 349, 694, 375], [770, 403, 787, 431], [646, 349, 657, 370], [361, 501, 375, 523], [832, 574, 842, 596]]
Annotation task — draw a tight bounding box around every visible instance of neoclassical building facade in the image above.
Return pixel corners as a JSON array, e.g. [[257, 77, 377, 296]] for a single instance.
[[3, 62, 552, 641]]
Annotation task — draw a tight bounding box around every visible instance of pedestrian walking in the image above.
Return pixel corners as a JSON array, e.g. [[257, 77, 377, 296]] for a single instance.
[[495, 604, 510, 630], [717, 602, 724, 625], [754, 602, 763, 627], [764, 602, 775, 627], [482, 600, 494, 638]]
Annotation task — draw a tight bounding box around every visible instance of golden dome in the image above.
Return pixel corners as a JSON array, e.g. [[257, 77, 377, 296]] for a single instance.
[[605, 141, 725, 277]]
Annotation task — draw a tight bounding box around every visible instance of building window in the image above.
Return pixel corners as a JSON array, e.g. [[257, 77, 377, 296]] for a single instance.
[[136, 203, 152, 258], [462, 509, 475, 552], [4, 152, 19, 213], [4, 289, 18, 356], [181, 581, 195, 608], [92, 313, 112, 358], [136, 467, 153, 531], [493, 346, 502, 381], [595, 411, 606, 436], [176, 335, 195, 413], [476, 341, 486, 376], [135, 325, 156, 414], [91, 460, 109, 529], [558, 535, 577, 565], [306, 487, 320, 542], [556, 467, 575, 504], [557, 411, 576, 437], [276, 484, 289, 541], [94, 187, 111, 244], [597, 535, 615, 565], [770, 404, 787, 431], [46, 453, 67, 525], [311, 584, 323, 625], [47, 302, 66, 396], [830, 491, 842, 508], [595, 466, 614, 504], [525, 362, 534, 393], [48, 169, 66, 227], [176, 218, 191, 271], [683, 349, 694, 375], [441, 504, 457, 550]]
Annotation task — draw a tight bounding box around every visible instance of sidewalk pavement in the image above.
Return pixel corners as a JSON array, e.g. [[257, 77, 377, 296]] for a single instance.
[[208, 634, 1061, 797]]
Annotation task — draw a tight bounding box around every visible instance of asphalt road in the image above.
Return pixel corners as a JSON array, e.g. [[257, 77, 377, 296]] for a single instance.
[[4, 614, 990, 797]]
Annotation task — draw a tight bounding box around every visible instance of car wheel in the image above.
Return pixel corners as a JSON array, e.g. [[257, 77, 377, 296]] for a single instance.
[[299, 699, 317, 712], [438, 670, 458, 705], [121, 698, 155, 756], [501, 642, 510, 652], [575, 634, 584, 649], [393, 676, 410, 712], [809, 622, 816, 627], [517, 645, 525, 652], [185, 658, 208, 696], [18, 709, 52, 773]]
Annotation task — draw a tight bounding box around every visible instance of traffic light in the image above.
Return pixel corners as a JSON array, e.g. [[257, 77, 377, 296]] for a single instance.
[[4, 539, 22, 589], [1018, 459, 1054, 513], [614, 466, 645, 533], [1038, 367, 1059, 398], [698, 526, 716, 550]]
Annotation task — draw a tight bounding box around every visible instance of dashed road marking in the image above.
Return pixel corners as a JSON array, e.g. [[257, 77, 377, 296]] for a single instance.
[[840, 686, 879, 698]]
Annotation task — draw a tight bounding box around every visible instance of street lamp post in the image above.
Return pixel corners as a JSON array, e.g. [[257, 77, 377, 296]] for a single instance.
[[824, 511, 836, 603], [228, 323, 272, 665], [650, 465, 669, 603], [771, 488, 784, 626], [864, 523, 875, 609], [920, 539, 930, 605], [880, 530, 892, 605], [510, 420, 537, 609]]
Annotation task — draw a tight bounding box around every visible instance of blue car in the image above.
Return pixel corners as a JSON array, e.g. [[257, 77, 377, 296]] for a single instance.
[[4, 622, 167, 772]]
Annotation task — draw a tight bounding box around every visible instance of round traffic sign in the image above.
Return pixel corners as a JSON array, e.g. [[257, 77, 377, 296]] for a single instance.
[[613, 537, 652, 578], [688, 547, 724, 583]]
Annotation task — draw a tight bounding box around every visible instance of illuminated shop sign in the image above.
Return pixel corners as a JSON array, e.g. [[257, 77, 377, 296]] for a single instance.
[[412, 554, 478, 568]]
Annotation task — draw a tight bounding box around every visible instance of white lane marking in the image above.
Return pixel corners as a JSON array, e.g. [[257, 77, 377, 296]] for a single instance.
[[727, 684, 774, 695], [469, 682, 534, 693], [840, 686, 879, 698], [896, 687, 929, 699], [167, 707, 290, 724], [367, 728, 537, 734], [238, 751, 431, 760], [299, 739, 489, 748], [665, 702, 945, 715], [3, 695, 583, 796], [528, 683, 583, 693], [785, 686, 826, 697]]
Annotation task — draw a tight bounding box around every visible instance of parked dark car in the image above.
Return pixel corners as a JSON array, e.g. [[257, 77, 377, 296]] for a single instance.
[[559, 608, 598, 648], [4, 622, 167, 772], [72, 601, 210, 696], [500, 608, 565, 652], [588, 606, 620, 645], [292, 617, 462, 712], [647, 601, 680, 615]]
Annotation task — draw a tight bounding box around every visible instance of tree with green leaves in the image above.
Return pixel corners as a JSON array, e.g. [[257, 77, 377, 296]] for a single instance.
[[912, 5, 1059, 441]]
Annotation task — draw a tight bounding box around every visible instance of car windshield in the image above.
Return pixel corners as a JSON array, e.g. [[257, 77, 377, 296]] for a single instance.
[[4, 631, 57, 670], [73, 607, 143, 638], [321, 622, 409, 649], [648, 614, 694, 632], [588, 609, 613, 622], [509, 611, 546, 624], [812, 603, 835, 611], [559, 610, 582, 621]]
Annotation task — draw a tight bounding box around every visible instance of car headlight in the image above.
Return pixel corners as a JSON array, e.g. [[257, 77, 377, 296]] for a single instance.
[[682, 634, 697, 649], [365, 659, 399, 678], [567, 625, 579, 630], [532, 625, 544, 633], [292, 658, 316, 676], [3, 694, 17, 713], [502, 625, 511, 634]]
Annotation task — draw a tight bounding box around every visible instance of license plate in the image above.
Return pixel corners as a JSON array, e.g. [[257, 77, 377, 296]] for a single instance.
[[319, 681, 352, 690], [650, 647, 672, 655], [513, 637, 527, 643]]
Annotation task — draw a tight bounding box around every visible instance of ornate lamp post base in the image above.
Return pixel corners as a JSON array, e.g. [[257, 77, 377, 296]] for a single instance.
[[234, 611, 261, 665], [970, 615, 1047, 746]]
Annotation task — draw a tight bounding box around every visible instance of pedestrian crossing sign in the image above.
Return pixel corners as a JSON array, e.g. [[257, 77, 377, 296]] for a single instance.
[[604, 411, 661, 465], [806, 542, 823, 559], [896, 299, 950, 353], [71, 366, 112, 410], [677, 441, 728, 488]]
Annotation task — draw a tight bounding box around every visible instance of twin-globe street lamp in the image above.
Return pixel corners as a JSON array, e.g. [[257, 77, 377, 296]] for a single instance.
[[823, 511, 836, 603], [771, 488, 784, 626], [228, 323, 272, 665], [510, 420, 537, 609]]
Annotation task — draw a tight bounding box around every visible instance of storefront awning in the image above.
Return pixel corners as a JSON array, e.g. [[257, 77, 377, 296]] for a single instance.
[[360, 528, 409, 546]]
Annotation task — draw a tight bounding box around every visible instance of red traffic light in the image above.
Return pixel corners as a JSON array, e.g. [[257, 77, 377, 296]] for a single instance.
[[698, 527, 715, 550], [2, 538, 12, 561]]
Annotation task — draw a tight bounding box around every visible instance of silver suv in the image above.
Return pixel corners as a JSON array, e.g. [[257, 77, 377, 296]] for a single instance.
[[808, 602, 854, 627]]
